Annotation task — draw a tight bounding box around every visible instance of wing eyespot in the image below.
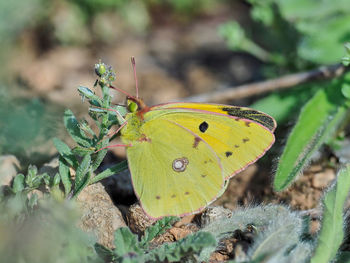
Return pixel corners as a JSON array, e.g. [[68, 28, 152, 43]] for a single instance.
[[172, 157, 189, 172]]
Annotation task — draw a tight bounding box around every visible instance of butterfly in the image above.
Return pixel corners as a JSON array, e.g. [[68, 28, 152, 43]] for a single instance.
[[116, 98, 276, 219], [107, 59, 276, 219]]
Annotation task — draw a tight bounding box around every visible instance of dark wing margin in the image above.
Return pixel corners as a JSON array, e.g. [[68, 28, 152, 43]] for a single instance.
[[221, 107, 276, 132]]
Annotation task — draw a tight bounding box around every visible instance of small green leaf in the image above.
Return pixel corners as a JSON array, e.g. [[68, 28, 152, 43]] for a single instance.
[[74, 171, 92, 198], [91, 160, 128, 184], [345, 42, 350, 54], [91, 139, 108, 171], [78, 86, 103, 106], [72, 146, 95, 157], [53, 138, 79, 169], [342, 57, 350, 67], [64, 109, 92, 147], [52, 173, 61, 186], [140, 216, 178, 246], [114, 227, 142, 257], [74, 154, 91, 193], [12, 174, 25, 193], [59, 156, 72, 196], [25, 165, 37, 188], [311, 165, 350, 263], [341, 83, 350, 99]]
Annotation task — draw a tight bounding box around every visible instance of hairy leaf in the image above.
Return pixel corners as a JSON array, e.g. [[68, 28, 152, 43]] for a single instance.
[[59, 156, 72, 196], [91, 139, 109, 171], [114, 227, 142, 258], [274, 74, 350, 190], [53, 138, 79, 168], [310, 165, 350, 263], [74, 154, 91, 195], [64, 109, 92, 147], [12, 174, 25, 193]]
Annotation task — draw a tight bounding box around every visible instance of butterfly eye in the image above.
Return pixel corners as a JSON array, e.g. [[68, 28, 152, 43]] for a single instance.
[[128, 101, 138, 112]]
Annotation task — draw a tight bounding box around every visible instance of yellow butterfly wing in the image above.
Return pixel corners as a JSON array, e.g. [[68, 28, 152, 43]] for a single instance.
[[151, 102, 276, 132], [145, 103, 275, 180], [121, 116, 224, 219]]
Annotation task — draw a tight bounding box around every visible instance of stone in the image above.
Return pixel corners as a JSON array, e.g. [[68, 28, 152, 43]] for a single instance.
[[77, 182, 126, 248], [0, 155, 20, 186], [311, 169, 335, 189]]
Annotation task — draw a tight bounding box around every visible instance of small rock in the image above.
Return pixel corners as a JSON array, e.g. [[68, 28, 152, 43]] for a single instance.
[[0, 155, 20, 186], [77, 182, 126, 249], [307, 164, 323, 173], [311, 169, 335, 189], [200, 206, 232, 227], [127, 203, 155, 234], [168, 226, 194, 241]]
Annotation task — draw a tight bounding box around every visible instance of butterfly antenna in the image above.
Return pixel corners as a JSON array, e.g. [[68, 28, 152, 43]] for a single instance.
[[131, 57, 139, 99], [109, 85, 135, 99]]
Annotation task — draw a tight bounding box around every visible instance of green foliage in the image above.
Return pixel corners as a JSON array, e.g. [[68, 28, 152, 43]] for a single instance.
[[310, 165, 350, 263], [0, 0, 47, 43], [274, 73, 350, 190], [219, 21, 273, 63], [198, 186, 350, 263], [0, 186, 100, 263], [52, 62, 128, 199], [277, 0, 350, 64], [0, 161, 102, 262], [0, 95, 60, 165], [198, 205, 310, 263], [221, 0, 350, 69], [10, 165, 51, 195], [95, 216, 217, 263]]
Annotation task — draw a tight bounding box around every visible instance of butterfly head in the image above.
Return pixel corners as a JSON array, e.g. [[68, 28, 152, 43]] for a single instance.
[[126, 96, 147, 113]]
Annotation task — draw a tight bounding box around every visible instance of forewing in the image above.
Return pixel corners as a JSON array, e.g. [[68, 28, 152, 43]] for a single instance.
[[145, 106, 275, 180], [149, 102, 277, 132], [126, 119, 224, 219]]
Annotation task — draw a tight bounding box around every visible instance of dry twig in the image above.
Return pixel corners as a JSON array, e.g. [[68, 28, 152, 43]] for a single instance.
[[182, 63, 346, 103]]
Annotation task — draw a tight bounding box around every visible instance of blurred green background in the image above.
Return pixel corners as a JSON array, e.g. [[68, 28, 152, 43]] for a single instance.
[[0, 0, 349, 167]]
